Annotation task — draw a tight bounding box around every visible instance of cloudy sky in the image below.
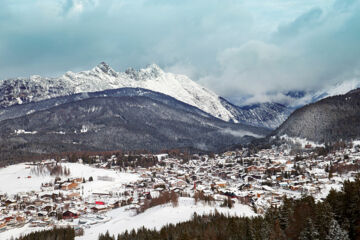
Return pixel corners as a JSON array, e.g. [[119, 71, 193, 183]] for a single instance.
[[0, 0, 359, 104]]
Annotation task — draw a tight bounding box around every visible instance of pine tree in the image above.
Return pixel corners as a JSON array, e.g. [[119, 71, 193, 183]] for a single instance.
[[328, 166, 333, 179], [245, 218, 256, 240], [279, 197, 292, 230], [325, 219, 350, 240], [270, 219, 284, 240], [259, 220, 271, 240], [299, 218, 319, 240], [314, 202, 333, 239]]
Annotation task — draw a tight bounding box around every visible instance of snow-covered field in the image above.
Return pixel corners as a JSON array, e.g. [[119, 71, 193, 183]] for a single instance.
[[0, 225, 52, 240], [0, 162, 139, 196], [77, 197, 256, 239], [61, 163, 139, 197], [0, 163, 52, 195], [0, 197, 255, 240]]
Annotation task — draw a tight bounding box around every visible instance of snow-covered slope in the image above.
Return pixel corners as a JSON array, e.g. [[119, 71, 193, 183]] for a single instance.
[[0, 197, 256, 240], [220, 98, 291, 129], [0, 62, 236, 123], [78, 197, 256, 240], [0, 162, 139, 195], [284, 79, 360, 108]]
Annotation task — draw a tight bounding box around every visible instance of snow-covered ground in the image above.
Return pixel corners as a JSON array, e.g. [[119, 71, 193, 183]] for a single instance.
[[77, 197, 256, 239], [0, 163, 53, 195], [0, 198, 255, 240], [61, 163, 139, 197], [314, 176, 354, 201], [277, 135, 325, 148], [0, 225, 53, 240], [0, 162, 139, 196]]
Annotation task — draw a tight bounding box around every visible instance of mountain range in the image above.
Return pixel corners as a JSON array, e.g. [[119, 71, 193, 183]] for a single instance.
[[0, 88, 269, 159], [1, 62, 360, 157], [2, 62, 358, 130], [0, 62, 294, 129]]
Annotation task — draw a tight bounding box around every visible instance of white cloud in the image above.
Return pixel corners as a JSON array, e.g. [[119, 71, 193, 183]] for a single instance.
[[0, 0, 359, 107], [221, 128, 262, 138], [197, 0, 360, 104]]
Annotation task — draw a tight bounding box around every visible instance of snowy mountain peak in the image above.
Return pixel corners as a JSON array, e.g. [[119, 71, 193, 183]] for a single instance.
[[125, 64, 163, 80], [29, 75, 43, 82], [0, 63, 246, 125], [93, 62, 118, 77], [146, 63, 163, 73]]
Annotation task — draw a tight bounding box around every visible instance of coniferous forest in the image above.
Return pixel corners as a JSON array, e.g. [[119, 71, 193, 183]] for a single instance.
[[15, 227, 74, 240]]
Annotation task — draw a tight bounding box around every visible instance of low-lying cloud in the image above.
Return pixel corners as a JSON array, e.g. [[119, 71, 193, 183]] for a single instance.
[[199, 0, 360, 103], [221, 128, 262, 138]]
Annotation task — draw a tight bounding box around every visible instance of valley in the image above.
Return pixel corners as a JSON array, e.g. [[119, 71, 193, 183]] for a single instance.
[[0, 139, 359, 239], [2, 0, 360, 238], [1, 63, 360, 239]]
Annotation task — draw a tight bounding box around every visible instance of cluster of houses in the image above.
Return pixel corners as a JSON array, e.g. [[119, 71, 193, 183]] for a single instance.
[[127, 144, 360, 214], [1, 142, 360, 235]]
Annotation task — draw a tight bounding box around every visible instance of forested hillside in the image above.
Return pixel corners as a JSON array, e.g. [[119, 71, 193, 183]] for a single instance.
[[274, 89, 360, 143]]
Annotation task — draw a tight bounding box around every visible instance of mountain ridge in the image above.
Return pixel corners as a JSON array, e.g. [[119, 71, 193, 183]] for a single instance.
[[272, 88, 360, 143], [0, 62, 292, 129], [0, 62, 237, 123], [2, 62, 359, 130], [0, 91, 270, 159]]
